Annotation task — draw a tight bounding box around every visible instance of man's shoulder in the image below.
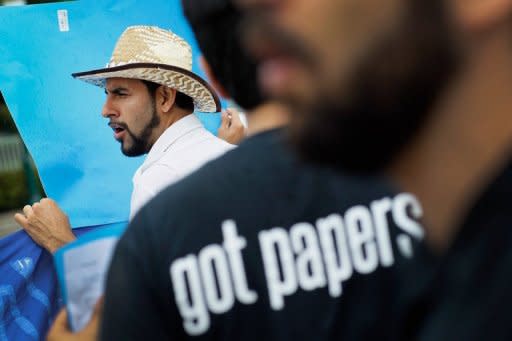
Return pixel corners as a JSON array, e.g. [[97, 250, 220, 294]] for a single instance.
[[147, 129, 231, 175], [195, 126, 236, 149], [131, 131, 290, 224], [154, 135, 271, 200]]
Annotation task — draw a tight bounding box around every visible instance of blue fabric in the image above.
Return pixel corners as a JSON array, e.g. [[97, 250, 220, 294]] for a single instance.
[[0, 1, 222, 339], [0, 227, 97, 341]]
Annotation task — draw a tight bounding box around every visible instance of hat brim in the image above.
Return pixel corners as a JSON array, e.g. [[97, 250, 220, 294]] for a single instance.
[[72, 63, 221, 113]]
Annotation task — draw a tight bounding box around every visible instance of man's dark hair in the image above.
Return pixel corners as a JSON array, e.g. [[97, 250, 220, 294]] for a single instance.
[[182, 0, 264, 110], [142, 80, 195, 112]]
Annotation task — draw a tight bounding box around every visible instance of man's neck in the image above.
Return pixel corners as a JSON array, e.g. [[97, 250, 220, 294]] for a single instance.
[[147, 109, 192, 153], [246, 102, 290, 136], [388, 36, 512, 254], [163, 109, 192, 130]]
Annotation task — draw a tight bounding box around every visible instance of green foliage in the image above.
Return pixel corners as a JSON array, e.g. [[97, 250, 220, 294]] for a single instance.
[[0, 1, 70, 8], [0, 99, 17, 133], [0, 171, 29, 211], [26, 0, 69, 4]]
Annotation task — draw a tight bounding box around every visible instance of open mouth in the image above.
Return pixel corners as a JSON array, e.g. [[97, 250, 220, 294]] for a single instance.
[[109, 122, 127, 140], [243, 21, 307, 95], [252, 42, 303, 96]]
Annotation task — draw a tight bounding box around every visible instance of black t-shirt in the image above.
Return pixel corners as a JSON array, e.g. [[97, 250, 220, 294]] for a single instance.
[[100, 129, 424, 341], [393, 162, 512, 340]]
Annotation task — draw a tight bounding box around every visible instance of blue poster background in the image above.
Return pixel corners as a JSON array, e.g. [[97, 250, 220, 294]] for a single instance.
[[0, 1, 218, 339]]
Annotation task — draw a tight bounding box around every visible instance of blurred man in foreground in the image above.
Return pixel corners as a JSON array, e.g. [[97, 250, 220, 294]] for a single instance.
[[238, 0, 512, 339], [98, 1, 424, 340]]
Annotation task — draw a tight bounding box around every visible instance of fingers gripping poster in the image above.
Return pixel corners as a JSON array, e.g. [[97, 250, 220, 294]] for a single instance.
[[0, 1, 219, 339]]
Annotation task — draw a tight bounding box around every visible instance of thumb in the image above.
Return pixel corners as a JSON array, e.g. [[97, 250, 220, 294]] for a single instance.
[[220, 110, 231, 128], [93, 296, 104, 316], [46, 307, 70, 340], [80, 297, 104, 335], [88, 296, 104, 324], [53, 308, 69, 329]]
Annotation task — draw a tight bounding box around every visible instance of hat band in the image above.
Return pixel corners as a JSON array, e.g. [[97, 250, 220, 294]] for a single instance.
[[72, 62, 221, 113]]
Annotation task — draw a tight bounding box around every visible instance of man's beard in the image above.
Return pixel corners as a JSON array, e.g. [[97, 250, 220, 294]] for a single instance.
[[289, 1, 461, 174], [122, 103, 160, 157]]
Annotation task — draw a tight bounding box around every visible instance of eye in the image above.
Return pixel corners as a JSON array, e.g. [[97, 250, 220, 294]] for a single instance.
[[112, 91, 128, 98], [108, 88, 129, 97]]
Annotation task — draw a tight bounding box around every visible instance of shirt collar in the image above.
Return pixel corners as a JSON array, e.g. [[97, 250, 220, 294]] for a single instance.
[[140, 114, 203, 172]]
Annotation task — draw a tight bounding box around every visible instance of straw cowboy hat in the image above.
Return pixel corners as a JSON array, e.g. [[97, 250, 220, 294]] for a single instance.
[[72, 25, 221, 113]]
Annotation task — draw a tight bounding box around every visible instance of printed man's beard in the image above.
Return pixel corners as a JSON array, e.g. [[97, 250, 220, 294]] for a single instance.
[[122, 105, 160, 157], [288, 1, 461, 174]]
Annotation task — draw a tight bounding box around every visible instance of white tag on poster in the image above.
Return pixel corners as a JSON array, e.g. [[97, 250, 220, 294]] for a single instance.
[[57, 9, 69, 32]]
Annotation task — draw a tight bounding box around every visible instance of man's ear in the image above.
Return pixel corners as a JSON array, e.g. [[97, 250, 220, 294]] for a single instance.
[[199, 55, 230, 99], [451, 0, 512, 33], [156, 86, 177, 113]]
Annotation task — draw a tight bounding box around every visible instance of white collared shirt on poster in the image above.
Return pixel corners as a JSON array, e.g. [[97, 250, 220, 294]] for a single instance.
[[129, 114, 234, 219]]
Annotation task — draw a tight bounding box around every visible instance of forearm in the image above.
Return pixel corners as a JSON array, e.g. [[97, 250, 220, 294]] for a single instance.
[[47, 229, 77, 253]]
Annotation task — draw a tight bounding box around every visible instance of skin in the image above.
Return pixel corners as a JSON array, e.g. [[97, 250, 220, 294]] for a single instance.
[[14, 198, 75, 254], [102, 78, 187, 156], [243, 102, 289, 137], [217, 108, 247, 145], [46, 297, 102, 341], [237, 0, 512, 253], [388, 21, 512, 251]]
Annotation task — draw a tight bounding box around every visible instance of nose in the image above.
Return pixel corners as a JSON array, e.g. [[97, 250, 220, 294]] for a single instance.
[[101, 97, 118, 118]]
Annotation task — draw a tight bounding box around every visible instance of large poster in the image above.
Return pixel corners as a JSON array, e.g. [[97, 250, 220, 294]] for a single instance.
[[0, 1, 218, 339]]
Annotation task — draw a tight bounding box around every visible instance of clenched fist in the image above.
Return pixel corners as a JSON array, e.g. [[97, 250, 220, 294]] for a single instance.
[[14, 198, 76, 253]]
